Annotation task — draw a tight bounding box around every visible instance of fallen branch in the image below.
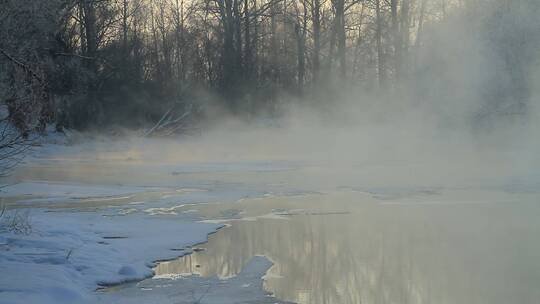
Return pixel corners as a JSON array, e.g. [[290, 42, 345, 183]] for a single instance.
[[145, 108, 173, 137], [145, 104, 194, 137]]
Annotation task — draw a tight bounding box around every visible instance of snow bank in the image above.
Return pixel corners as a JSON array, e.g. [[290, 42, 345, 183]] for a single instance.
[[0, 209, 221, 304]]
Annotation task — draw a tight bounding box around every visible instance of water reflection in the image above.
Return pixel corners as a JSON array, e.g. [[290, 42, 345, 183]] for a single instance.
[[155, 192, 540, 304]]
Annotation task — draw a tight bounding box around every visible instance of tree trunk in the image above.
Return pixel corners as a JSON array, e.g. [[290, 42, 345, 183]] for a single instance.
[[334, 0, 346, 79], [158, 3, 172, 83], [375, 0, 386, 87], [311, 0, 321, 82], [233, 0, 243, 72], [352, 3, 365, 79], [270, 0, 278, 80], [294, 0, 307, 94], [122, 0, 129, 78], [174, 0, 186, 83], [122, 0, 128, 57], [400, 0, 409, 79], [244, 0, 252, 77], [295, 23, 305, 93], [252, 0, 259, 78], [150, 8, 162, 84], [217, 0, 238, 102], [391, 0, 401, 82], [81, 0, 97, 69], [80, 0, 99, 125], [414, 0, 427, 71]]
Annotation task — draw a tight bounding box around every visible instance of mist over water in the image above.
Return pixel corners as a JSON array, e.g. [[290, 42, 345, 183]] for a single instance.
[[132, 0, 539, 191], [3, 1, 540, 304]]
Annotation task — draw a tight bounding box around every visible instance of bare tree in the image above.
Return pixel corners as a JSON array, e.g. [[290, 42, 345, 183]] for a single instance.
[[374, 0, 386, 87], [310, 0, 322, 83], [293, 0, 308, 93]]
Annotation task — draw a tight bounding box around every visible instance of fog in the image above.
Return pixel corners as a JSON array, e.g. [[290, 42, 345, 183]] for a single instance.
[[105, 0, 540, 190], [2, 2, 540, 303]]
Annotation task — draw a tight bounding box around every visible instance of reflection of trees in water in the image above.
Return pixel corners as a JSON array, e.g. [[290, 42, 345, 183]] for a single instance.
[[258, 207, 445, 304], [156, 200, 540, 304]]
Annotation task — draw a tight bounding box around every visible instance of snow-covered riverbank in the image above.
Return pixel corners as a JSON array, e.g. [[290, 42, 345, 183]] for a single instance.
[[0, 136, 295, 304], [0, 204, 222, 303]]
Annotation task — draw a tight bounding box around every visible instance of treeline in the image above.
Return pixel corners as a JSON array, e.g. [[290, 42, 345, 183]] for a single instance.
[[0, 0, 538, 132]]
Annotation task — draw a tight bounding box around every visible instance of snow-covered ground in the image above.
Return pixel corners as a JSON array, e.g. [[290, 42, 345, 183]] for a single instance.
[[0, 209, 222, 303]]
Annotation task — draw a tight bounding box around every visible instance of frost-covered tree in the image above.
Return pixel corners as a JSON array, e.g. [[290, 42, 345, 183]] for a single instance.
[[0, 0, 75, 133]]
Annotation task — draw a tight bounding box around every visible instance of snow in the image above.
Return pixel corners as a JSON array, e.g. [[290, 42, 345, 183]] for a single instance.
[[0, 134, 293, 304], [0, 129, 307, 304], [0, 208, 223, 304]]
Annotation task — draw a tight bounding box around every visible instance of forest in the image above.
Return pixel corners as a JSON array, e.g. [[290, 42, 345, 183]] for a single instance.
[[0, 0, 538, 134]]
